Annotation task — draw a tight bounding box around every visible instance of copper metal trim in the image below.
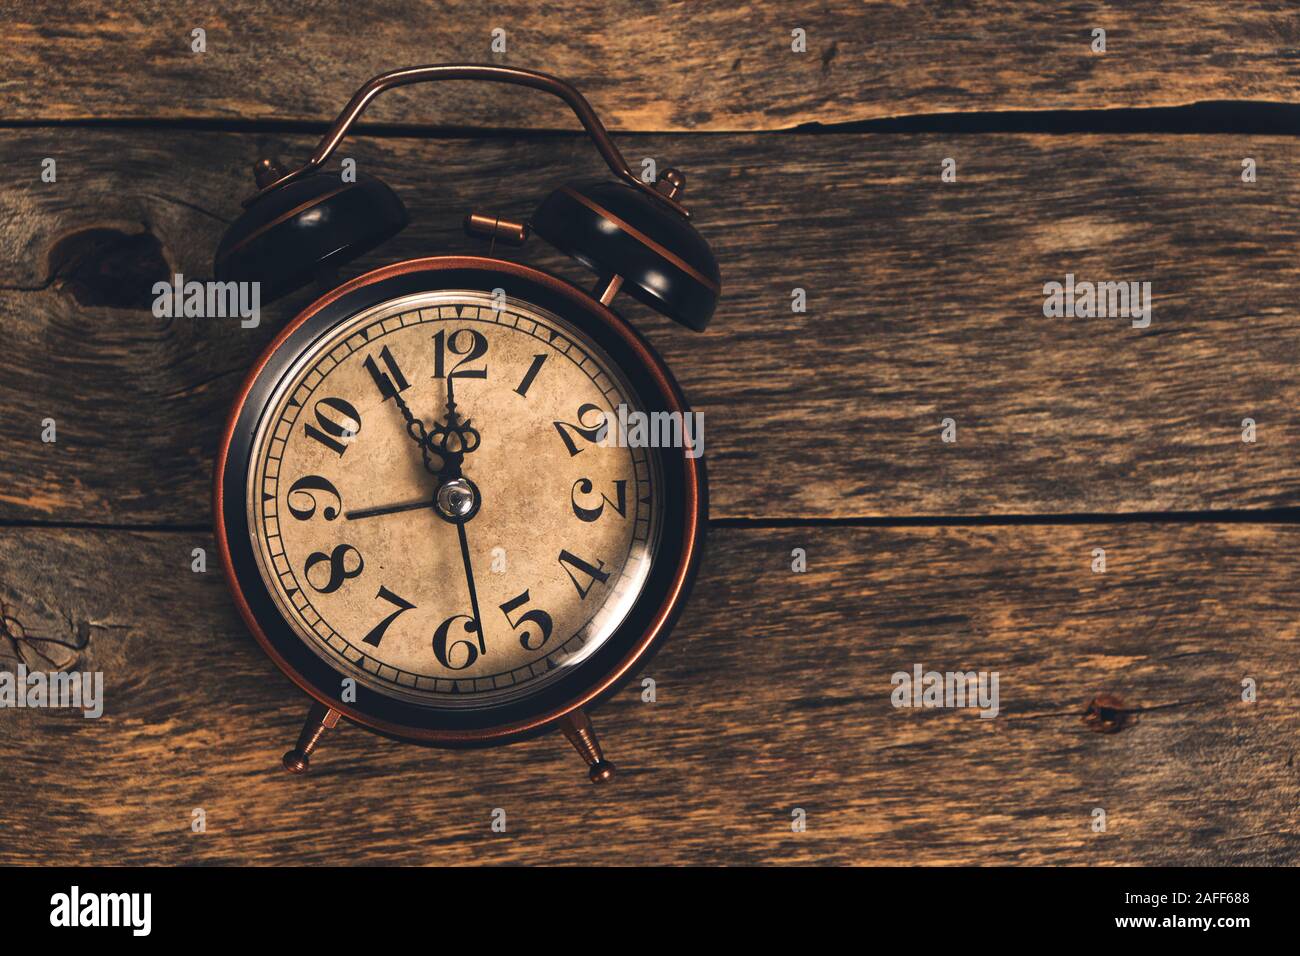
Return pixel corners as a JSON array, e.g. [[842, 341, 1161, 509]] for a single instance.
[[464, 212, 530, 246], [214, 256, 703, 747], [559, 186, 721, 294], [216, 182, 356, 267], [244, 65, 689, 219], [559, 709, 616, 783], [596, 274, 624, 306]]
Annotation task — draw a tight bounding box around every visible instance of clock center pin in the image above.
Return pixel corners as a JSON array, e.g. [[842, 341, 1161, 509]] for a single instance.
[[436, 477, 479, 521]]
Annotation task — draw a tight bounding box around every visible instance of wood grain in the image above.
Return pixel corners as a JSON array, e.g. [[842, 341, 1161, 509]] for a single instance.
[[1, 523, 1295, 865], [2, 129, 1299, 523], [2, 2, 1299, 130], [2, 0, 1291, 874]]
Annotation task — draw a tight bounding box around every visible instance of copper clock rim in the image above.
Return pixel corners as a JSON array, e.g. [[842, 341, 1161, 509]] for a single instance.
[[214, 255, 704, 747]]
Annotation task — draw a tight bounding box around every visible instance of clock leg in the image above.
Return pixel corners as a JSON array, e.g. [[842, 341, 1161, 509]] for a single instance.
[[282, 701, 342, 775], [559, 709, 616, 784]]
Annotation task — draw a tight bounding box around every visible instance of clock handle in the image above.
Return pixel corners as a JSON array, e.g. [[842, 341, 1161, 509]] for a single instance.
[[559, 709, 616, 784], [243, 64, 687, 219]]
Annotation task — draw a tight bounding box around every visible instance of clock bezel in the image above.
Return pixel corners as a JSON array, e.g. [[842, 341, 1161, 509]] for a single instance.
[[214, 256, 705, 747]]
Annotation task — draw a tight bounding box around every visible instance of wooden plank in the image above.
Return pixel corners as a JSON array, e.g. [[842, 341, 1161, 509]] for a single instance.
[[3, 128, 1298, 523], [2, 3, 1299, 129], [1, 523, 1295, 865]]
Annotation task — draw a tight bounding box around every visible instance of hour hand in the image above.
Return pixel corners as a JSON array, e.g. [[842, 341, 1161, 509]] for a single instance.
[[390, 391, 443, 478]]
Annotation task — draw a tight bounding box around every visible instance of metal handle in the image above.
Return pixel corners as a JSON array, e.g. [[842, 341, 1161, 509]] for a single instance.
[[246, 64, 687, 217]]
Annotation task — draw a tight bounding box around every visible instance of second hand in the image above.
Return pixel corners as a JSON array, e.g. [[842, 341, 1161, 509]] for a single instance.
[[344, 499, 435, 521]]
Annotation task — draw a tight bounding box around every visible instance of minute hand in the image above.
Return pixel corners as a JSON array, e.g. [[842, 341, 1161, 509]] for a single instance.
[[455, 519, 486, 655], [425, 375, 481, 480]]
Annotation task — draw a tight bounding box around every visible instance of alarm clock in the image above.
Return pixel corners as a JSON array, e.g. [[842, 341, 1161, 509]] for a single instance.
[[212, 65, 719, 782]]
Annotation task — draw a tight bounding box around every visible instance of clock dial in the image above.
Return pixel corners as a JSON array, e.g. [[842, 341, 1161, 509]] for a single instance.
[[245, 290, 662, 708]]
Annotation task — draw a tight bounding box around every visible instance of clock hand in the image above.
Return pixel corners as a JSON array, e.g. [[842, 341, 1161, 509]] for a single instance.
[[344, 498, 436, 521], [391, 390, 444, 478], [455, 518, 487, 656], [424, 375, 481, 480], [449, 377, 482, 458], [434, 475, 485, 655]]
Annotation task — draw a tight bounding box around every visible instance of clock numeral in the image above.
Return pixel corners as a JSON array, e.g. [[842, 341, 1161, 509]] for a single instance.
[[303, 543, 364, 594], [363, 345, 411, 401], [558, 549, 610, 600], [553, 404, 607, 457], [361, 586, 415, 647], [433, 614, 480, 670], [570, 478, 627, 523], [286, 474, 342, 521], [514, 353, 547, 397], [304, 396, 361, 457], [432, 328, 489, 380], [499, 589, 554, 651]]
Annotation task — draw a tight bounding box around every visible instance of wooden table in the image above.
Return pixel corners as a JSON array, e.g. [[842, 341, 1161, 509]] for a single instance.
[[2, 1, 1297, 865]]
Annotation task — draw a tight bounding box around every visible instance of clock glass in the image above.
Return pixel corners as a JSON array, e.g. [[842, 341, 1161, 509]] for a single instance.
[[244, 289, 663, 710]]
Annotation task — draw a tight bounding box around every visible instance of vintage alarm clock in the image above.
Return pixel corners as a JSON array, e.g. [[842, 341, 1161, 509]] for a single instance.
[[212, 65, 718, 782]]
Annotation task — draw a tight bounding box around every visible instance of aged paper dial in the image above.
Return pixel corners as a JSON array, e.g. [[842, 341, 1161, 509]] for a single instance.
[[246, 290, 661, 708]]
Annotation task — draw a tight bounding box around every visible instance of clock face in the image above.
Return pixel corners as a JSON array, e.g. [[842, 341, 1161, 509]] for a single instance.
[[244, 289, 663, 710]]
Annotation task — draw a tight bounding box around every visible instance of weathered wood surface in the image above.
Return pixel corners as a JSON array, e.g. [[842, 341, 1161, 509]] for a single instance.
[[3, 3, 1297, 869], [2, 128, 1298, 524], [2, 3, 1299, 129], [0, 524, 1295, 865]]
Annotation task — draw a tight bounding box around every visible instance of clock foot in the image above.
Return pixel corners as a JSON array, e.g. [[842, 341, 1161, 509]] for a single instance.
[[282, 701, 342, 775], [559, 709, 616, 784]]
